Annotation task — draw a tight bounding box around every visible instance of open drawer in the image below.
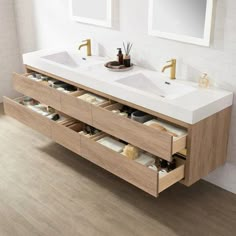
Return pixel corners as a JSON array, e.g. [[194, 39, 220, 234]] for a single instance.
[[4, 96, 86, 155], [60, 90, 111, 126], [92, 103, 187, 162], [81, 133, 185, 197], [51, 116, 83, 155], [13, 72, 62, 110], [3, 96, 52, 138]]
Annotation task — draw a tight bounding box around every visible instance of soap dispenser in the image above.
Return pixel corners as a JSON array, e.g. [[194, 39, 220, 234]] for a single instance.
[[117, 48, 124, 65], [199, 73, 210, 88]]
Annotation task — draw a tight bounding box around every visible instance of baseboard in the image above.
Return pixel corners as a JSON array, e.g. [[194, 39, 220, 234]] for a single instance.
[[204, 162, 236, 194]]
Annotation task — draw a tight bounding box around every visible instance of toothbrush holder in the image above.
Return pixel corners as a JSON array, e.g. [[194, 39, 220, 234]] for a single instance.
[[124, 55, 131, 67]]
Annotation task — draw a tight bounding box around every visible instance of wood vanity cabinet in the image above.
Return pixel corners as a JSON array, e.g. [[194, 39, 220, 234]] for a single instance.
[[3, 65, 232, 197]]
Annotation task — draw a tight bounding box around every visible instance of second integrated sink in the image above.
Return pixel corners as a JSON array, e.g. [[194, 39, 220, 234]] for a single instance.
[[116, 73, 197, 99]]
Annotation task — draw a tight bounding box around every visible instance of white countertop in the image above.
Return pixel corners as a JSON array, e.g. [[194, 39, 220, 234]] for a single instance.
[[23, 49, 233, 124]]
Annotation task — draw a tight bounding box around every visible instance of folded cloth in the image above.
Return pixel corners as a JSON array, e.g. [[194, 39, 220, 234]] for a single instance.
[[78, 93, 107, 105], [135, 153, 155, 166], [97, 136, 125, 153], [144, 119, 187, 139]]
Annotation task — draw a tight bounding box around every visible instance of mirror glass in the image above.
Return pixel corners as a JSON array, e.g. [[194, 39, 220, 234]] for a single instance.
[[148, 0, 214, 46], [70, 0, 112, 28]]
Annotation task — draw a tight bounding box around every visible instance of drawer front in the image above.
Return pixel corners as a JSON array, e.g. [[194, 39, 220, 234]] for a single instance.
[[3, 97, 52, 138], [60, 93, 93, 125], [159, 158, 185, 193], [51, 122, 81, 155], [80, 135, 159, 197], [13, 73, 61, 110], [92, 106, 174, 161]]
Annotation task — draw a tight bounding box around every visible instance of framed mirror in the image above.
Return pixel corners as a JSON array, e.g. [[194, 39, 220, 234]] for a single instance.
[[148, 0, 214, 46], [70, 0, 112, 28]]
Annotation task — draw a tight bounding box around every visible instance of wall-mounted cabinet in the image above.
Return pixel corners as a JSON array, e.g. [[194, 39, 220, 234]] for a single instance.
[[4, 65, 232, 197]]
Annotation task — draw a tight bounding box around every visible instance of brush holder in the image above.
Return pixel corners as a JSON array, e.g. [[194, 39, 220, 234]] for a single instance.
[[124, 55, 131, 67]]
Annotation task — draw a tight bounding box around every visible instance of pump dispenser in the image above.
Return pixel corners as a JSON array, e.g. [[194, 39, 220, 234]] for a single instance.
[[117, 48, 124, 65], [199, 73, 210, 88]]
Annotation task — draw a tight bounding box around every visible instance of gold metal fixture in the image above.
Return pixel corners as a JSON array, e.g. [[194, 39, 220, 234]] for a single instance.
[[161, 59, 176, 80], [78, 39, 92, 56]]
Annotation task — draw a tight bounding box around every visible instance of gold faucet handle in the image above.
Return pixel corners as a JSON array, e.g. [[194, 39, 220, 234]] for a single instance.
[[82, 39, 90, 43], [167, 59, 176, 64]]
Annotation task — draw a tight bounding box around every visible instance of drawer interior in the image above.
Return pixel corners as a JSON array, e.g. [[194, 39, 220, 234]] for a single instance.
[[104, 102, 187, 142], [92, 102, 188, 160], [86, 130, 185, 176], [22, 72, 79, 94], [23, 71, 112, 108], [81, 129, 185, 196]]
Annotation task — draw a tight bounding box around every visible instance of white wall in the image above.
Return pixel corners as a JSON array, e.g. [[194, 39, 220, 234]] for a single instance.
[[14, 0, 236, 192], [0, 0, 21, 102]]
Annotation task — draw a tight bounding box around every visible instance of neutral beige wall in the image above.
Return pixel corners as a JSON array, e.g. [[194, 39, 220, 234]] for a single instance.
[[0, 0, 21, 102]]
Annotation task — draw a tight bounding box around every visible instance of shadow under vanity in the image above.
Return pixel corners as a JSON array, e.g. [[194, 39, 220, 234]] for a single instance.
[[3, 66, 232, 197]]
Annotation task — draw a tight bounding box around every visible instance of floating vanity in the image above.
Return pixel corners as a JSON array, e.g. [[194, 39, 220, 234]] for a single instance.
[[3, 49, 233, 197]]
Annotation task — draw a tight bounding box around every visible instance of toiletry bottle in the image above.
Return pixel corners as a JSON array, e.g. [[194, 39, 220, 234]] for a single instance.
[[117, 48, 124, 65], [167, 159, 176, 172], [199, 73, 210, 88]]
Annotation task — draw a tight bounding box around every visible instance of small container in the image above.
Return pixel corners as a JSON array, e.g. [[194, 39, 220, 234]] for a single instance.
[[167, 159, 176, 172], [199, 73, 210, 88], [119, 112, 128, 118], [124, 55, 131, 67], [131, 111, 152, 123], [112, 109, 120, 114], [159, 158, 168, 168], [22, 97, 34, 106]]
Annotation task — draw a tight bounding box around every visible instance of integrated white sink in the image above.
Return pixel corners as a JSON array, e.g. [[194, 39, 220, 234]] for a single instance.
[[116, 73, 197, 100], [41, 51, 105, 68], [23, 48, 233, 124]]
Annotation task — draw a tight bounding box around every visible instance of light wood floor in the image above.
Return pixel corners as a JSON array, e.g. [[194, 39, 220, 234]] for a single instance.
[[0, 103, 235, 236]]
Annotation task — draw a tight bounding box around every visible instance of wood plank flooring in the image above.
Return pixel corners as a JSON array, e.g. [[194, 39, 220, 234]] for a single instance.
[[0, 103, 235, 236]]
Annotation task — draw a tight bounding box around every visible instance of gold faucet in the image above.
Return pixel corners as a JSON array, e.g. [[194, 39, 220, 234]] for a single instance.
[[78, 39, 92, 56], [161, 59, 176, 80]]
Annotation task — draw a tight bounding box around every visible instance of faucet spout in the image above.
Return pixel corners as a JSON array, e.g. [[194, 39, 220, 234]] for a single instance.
[[161, 64, 172, 73], [78, 43, 87, 50]]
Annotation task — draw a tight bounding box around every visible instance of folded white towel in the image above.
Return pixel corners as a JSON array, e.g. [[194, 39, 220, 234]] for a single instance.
[[135, 153, 155, 166], [144, 119, 187, 139], [78, 93, 107, 105], [97, 136, 125, 153]]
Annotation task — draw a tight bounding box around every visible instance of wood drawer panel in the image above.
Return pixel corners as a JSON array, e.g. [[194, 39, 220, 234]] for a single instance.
[[159, 158, 185, 193], [92, 105, 187, 162], [3, 96, 52, 138], [51, 122, 81, 155], [80, 135, 159, 196], [13, 73, 61, 110], [60, 92, 93, 125], [80, 135, 185, 197]]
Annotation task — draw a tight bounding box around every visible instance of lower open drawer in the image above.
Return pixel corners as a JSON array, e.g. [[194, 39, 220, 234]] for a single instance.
[[4, 96, 52, 138], [81, 134, 185, 197], [3, 96, 185, 197]]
